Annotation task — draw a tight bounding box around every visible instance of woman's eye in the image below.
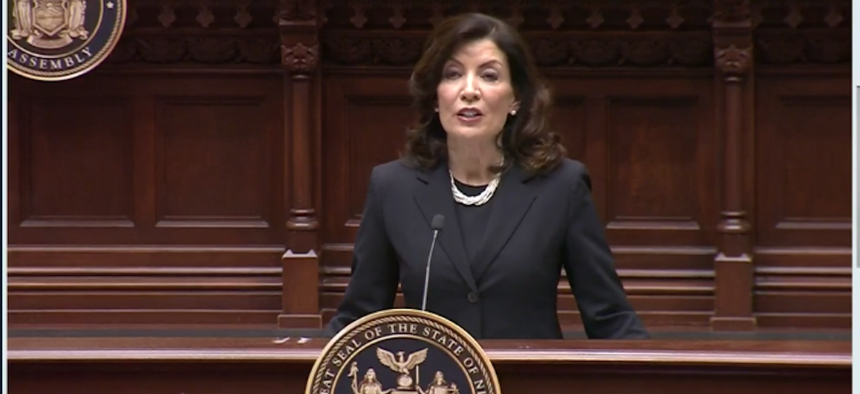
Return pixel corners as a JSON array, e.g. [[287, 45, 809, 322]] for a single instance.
[[482, 73, 499, 81], [444, 71, 461, 79]]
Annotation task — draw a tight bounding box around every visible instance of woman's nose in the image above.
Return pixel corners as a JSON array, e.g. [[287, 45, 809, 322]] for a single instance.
[[460, 75, 480, 101]]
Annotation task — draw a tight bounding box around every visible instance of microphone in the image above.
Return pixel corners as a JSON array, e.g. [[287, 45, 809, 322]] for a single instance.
[[421, 214, 445, 311]]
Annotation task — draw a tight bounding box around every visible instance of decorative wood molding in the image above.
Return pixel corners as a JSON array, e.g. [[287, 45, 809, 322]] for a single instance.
[[321, 32, 714, 68], [100, 0, 851, 67], [323, 0, 713, 31], [752, 0, 850, 66], [714, 0, 750, 23], [756, 30, 851, 65], [6, 337, 852, 365], [106, 35, 282, 65], [280, 0, 316, 21], [751, 0, 849, 30], [105, 0, 282, 65]]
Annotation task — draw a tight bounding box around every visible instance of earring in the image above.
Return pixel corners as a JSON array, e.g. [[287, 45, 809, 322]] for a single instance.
[[434, 107, 439, 112], [510, 109, 517, 116]]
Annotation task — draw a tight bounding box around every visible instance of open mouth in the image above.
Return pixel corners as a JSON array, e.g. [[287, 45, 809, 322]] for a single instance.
[[457, 108, 483, 121]]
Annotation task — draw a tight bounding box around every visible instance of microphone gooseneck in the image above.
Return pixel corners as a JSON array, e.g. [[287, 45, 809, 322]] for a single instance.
[[422, 214, 445, 311]]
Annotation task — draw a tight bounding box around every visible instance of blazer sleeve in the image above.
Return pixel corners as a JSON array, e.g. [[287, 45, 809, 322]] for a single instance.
[[562, 164, 649, 339], [323, 167, 400, 337]]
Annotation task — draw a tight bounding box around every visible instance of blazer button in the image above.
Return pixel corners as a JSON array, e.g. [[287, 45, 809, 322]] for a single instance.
[[467, 292, 479, 303]]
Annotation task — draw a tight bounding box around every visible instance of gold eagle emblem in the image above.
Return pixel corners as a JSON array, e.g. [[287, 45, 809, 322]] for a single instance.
[[375, 347, 429, 390], [376, 347, 429, 374]]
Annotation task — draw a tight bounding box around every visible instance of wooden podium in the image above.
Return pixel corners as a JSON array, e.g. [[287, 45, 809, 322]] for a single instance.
[[8, 337, 850, 394]]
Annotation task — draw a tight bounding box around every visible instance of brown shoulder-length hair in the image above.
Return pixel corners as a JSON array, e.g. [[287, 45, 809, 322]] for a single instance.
[[402, 12, 566, 175]]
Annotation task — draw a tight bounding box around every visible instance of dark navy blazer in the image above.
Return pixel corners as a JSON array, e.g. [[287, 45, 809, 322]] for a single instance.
[[325, 158, 648, 340]]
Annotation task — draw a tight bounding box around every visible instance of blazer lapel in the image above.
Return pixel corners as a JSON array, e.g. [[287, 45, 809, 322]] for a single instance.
[[472, 164, 538, 281], [412, 163, 479, 293]]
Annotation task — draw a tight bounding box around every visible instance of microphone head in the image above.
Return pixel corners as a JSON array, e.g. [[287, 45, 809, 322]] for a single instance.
[[431, 214, 445, 231]]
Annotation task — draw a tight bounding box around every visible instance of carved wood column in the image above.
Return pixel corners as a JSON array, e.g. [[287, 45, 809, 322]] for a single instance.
[[278, 0, 322, 328], [711, 0, 756, 331]]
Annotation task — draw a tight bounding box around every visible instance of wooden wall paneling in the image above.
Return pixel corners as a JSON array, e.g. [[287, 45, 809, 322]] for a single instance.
[[6, 0, 853, 333], [278, 0, 324, 329], [8, 246, 284, 326], [545, 75, 717, 329], [710, 0, 756, 331], [8, 74, 287, 325], [7, 0, 289, 327], [318, 74, 416, 319], [753, 73, 851, 329], [754, 77, 851, 247], [748, 0, 852, 330]]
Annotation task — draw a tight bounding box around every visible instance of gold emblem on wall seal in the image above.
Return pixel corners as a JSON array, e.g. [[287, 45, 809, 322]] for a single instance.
[[306, 309, 500, 394], [7, 0, 126, 81]]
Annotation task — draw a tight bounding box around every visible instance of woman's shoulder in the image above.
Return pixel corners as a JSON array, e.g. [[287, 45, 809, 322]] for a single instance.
[[370, 158, 419, 178], [553, 158, 588, 177], [538, 158, 592, 191], [366, 158, 424, 190]]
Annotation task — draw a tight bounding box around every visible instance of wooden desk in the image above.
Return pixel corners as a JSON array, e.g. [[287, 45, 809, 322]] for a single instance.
[[8, 337, 850, 394]]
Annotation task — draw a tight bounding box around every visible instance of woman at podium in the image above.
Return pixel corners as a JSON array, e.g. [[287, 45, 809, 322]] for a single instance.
[[325, 12, 649, 340]]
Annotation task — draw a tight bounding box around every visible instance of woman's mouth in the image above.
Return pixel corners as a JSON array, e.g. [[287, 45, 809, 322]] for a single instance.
[[457, 108, 483, 123]]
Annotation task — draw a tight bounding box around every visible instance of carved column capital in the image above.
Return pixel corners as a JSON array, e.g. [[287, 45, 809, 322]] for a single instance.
[[712, 0, 753, 79], [714, 44, 752, 78], [281, 42, 319, 74], [279, 0, 319, 74]]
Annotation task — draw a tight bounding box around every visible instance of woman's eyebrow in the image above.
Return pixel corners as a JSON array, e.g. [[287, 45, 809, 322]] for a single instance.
[[444, 59, 502, 68]]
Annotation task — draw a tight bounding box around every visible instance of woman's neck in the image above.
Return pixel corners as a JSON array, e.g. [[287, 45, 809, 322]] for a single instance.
[[446, 137, 503, 186]]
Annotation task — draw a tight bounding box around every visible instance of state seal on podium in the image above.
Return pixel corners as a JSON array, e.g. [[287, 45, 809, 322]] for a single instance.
[[306, 309, 500, 394]]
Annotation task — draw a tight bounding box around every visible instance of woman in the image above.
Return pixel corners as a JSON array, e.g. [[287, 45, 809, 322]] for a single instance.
[[325, 13, 648, 340]]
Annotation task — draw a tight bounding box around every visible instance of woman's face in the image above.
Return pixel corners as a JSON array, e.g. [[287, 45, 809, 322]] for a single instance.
[[435, 38, 519, 142]]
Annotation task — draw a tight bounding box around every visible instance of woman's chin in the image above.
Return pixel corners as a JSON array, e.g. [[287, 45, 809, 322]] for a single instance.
[[445, 129, 495, 141]]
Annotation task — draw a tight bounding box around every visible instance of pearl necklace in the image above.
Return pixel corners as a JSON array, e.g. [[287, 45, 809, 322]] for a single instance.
[[449, 171, 501, 206]]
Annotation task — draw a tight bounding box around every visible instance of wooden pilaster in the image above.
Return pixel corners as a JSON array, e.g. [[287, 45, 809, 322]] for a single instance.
[[278, 0, 322, 328], [710, 0, 756, 331]]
